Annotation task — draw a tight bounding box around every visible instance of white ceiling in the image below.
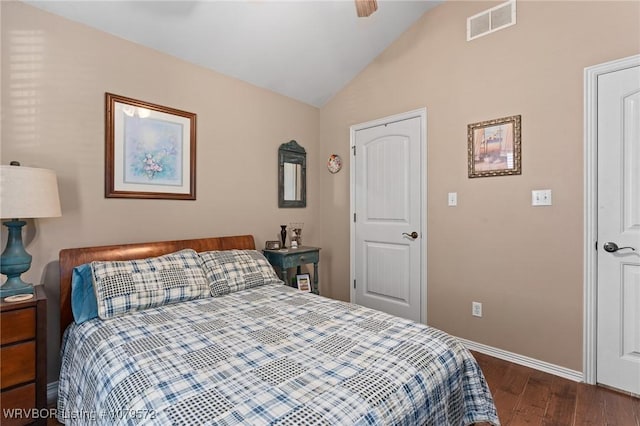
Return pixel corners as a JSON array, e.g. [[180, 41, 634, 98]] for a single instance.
[[23, 0, 442, 107]]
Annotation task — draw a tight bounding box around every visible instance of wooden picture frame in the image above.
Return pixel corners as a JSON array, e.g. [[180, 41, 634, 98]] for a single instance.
[[468, 115, 521, 178], [105, 93, 197, 199], [296, 274, 312, 292]]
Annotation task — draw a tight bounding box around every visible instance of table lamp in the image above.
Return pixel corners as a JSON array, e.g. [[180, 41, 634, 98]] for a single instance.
[[0, 162, 62, 298]]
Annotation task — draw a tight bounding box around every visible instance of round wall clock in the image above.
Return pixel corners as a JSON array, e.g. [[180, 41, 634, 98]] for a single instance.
[[327, 154, 342, 174]]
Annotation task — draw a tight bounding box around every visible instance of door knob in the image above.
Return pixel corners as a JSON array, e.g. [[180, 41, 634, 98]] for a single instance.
[[402, 231, 419, 239], [603, 242, 636, 253]]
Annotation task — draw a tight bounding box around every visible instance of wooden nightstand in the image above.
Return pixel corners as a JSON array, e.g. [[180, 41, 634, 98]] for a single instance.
[[263, 246, 320, 294], [1, 286, 47, 426]]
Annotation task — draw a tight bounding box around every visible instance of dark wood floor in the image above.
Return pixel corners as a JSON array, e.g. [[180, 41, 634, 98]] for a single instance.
[[48, 352, 640, 425], [471, 351, 640, 426]]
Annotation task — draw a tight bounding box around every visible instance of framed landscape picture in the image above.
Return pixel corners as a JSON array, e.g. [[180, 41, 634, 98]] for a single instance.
[[468, 115, 521, 178], [105, 93, 197, 199]]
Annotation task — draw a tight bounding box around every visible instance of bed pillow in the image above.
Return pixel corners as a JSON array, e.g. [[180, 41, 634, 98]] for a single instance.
[[91, 249, 209, 319], [71, 263, 99, 324], [199, 250, 283, 296]]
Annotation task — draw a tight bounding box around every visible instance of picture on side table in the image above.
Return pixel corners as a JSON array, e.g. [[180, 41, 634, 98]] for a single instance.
[[296, 274, 311, 292]]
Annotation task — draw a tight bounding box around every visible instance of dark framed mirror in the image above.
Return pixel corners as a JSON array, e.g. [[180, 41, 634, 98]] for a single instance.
[[278, 140, 306, 208]]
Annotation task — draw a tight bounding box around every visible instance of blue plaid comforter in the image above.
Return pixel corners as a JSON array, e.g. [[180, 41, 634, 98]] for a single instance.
[[58, 284, 499, 425]]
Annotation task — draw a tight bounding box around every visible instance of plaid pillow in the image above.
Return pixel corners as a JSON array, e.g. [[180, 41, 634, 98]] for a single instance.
[[199, 250, 283, 296], [92, 249, 210, 319]]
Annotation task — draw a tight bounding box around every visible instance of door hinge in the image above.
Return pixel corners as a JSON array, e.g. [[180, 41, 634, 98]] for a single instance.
[[595, 241, 598, 250], [352, 145, 356, 156], [353, 213, 356, 222], [353, 279, 356, 289]]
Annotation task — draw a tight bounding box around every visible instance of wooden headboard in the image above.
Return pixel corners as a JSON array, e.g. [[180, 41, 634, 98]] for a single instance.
[[59, 234, 256, 336]]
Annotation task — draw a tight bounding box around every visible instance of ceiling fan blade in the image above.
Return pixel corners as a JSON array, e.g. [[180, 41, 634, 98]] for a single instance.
[[355, 0, 378, 17]]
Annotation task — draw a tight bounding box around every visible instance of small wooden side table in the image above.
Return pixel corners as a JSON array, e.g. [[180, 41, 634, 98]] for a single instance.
[[263, 246, 320, 294], [0, 285, 47, 426]]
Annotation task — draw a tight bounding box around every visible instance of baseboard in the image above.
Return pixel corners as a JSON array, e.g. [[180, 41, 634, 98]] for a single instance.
[[47, 381, 58, 405], [458, 337, 584, 382]]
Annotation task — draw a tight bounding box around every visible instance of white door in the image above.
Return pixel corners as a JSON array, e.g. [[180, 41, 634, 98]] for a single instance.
[[596, 64, 640, 395], [351, 111, 425, 322]]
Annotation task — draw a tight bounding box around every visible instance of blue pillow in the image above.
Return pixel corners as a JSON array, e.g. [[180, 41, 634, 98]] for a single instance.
[[71, 263, 98, 324]]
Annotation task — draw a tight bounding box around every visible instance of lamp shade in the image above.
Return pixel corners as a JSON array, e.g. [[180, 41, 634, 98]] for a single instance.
[[0, 165, 62, 219]]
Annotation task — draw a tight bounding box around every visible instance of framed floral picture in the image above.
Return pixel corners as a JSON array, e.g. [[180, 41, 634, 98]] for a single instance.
[[105, 93, 197, 199], [468, 115, 521, 178]]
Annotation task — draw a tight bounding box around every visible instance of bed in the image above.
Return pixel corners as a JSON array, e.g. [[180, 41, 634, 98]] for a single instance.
[[57, 235, 499, 425]]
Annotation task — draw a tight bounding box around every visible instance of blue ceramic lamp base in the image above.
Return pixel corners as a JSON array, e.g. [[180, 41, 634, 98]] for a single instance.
[[0, 219, 34, 298], [0, 280, 33, 297]]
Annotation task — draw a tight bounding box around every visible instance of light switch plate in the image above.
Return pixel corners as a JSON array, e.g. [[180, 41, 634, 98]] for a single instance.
[[531, 189, 552, 206], [448, 192, 457, 206]]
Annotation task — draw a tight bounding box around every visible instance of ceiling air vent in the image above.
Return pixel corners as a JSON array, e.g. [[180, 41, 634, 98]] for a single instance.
[[467, 0, 516, 41]]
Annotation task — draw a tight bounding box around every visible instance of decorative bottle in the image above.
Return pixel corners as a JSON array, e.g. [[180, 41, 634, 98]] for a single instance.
[[280, 225, 287, 248]]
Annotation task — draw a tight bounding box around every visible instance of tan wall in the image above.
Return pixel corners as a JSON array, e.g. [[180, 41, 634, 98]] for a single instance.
[[1, 1, 320, 382], [4, 0, 639, 385], [318, 1, 640, 371]]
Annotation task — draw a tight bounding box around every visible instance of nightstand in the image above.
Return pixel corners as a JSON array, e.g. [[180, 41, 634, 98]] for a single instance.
[[263, 246, 320, 294], [1, 286, 47, 426]]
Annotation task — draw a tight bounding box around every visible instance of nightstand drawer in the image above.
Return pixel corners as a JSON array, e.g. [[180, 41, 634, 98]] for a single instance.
[[0, 286, 47, 425], [1, 383, 35, 426], [1, 341, 36, 389], [280, 251, 319, 269], [1, 308, 35, 345]]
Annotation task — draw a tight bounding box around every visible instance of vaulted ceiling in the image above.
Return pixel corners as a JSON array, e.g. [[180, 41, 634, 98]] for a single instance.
[[23, 0, 442, 107]]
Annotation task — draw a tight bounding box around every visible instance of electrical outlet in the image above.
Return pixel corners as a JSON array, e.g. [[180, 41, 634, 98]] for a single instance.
[[472, 301, 483, 317]]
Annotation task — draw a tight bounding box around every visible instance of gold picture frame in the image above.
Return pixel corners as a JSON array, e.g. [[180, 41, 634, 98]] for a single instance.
[[105, 93, 197, 199], [468, 115, 521, 178]]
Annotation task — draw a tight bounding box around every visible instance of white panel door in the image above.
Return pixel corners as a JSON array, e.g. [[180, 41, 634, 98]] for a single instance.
[[353, 115, 423, 322], [597, 64, 640, 395]]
